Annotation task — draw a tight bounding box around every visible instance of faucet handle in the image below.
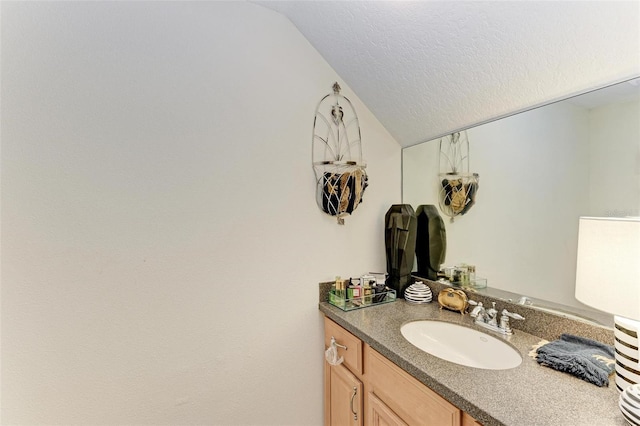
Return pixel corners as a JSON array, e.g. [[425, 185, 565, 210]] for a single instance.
[[499, 309, 524, 335], [501, 309, 525, 320], [467, 300, 484, 318]]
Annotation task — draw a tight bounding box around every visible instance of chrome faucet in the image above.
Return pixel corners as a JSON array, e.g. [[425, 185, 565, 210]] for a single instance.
[[468, 300, 524, 335], [517, 296, 533, 306], [485, 302, 498, 326]]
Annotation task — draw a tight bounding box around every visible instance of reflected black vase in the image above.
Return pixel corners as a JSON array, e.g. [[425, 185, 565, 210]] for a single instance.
[[415, 205, 447, 280], [385, 205, 417, 298]]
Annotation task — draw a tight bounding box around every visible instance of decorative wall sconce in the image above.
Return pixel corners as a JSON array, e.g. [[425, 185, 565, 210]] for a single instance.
[[438, 131, 479, 221], [312, 82, 368, 224]]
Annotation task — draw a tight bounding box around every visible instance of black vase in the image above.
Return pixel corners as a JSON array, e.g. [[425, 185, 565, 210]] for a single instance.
[[415, 205, 447, 280], [384, 205, 417, 298]]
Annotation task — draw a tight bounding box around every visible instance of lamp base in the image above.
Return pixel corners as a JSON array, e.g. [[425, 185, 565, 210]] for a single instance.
[[615, 316, 640, 392]]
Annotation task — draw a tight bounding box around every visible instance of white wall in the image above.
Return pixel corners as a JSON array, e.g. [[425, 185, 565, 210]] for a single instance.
[[0, 2, 401, 424], [403, 103, 591, 307], [588, 99, 640, 217]]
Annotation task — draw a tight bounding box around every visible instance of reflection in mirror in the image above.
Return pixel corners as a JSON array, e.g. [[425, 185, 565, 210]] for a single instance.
[[403, 78, 640, 326]]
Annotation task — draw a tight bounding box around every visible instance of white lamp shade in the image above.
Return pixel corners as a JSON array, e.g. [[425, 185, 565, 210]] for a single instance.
[[575, 217, 640, 321]]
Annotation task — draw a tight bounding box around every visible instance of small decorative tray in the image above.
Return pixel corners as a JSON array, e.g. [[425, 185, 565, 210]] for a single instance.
[[328, 289, 396, 311]]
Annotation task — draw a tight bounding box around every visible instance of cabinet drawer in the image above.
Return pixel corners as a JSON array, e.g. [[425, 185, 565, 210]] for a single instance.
[[324, 317, 363, 376], [366, 346, 460, 426]]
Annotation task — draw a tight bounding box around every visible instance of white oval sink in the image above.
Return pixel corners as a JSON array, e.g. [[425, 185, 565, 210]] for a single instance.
[[400, 320, 522, 370]]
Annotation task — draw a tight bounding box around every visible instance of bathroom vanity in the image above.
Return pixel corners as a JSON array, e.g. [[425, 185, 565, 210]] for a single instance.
[[320, 285, 624, 426], [325, 316, 480, 425]]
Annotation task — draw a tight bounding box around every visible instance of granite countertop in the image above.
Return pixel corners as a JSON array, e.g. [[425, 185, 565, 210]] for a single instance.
[[319, 299, 624, 426]]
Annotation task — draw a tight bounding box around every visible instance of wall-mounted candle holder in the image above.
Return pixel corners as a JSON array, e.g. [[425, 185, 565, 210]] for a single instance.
[[312, 82, 368, 225], [438, 131, 479, 221]]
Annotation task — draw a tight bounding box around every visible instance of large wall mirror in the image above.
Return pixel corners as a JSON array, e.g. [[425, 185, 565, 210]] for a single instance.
[[403, 77, 640, 325]]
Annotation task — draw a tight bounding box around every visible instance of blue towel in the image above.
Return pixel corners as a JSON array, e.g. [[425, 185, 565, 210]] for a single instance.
[[535, 333, 615, 387]]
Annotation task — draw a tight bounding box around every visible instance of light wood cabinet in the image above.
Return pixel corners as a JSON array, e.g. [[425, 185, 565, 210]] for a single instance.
[[323, 317, 482, 426], [324, 317, 364, 426], [325, 361, 363, 426], [366, 345, 460, 426], [367, 392, 408, 426], [462, 412, 483, 426], [324, 316, 363, 375]]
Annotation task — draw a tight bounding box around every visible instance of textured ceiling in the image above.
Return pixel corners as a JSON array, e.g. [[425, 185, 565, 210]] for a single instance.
[[256, 1, 640, 147]]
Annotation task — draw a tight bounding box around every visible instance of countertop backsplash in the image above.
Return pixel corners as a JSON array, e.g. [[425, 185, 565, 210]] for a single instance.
[[318, 278, 614, 345]]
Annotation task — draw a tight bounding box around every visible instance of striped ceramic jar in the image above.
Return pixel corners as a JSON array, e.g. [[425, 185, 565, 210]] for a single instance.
[[615, 316, 640, 392]]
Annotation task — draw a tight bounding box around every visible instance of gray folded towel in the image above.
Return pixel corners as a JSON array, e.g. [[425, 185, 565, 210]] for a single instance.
[[535, 333, 615, 387]]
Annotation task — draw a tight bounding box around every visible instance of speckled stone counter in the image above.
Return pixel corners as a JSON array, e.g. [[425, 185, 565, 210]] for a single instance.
[[319, 299, 624, 426]]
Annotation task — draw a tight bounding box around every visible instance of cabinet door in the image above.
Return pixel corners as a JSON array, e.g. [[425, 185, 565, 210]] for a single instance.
[[367, 392, 408, 426], [462, 412, 482, 426], [325, 361, 363, 426], [366, 346, 461, 426]]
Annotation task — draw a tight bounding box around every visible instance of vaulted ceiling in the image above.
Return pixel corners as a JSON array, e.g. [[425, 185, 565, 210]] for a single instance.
[[257, 1, 640, 147]]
